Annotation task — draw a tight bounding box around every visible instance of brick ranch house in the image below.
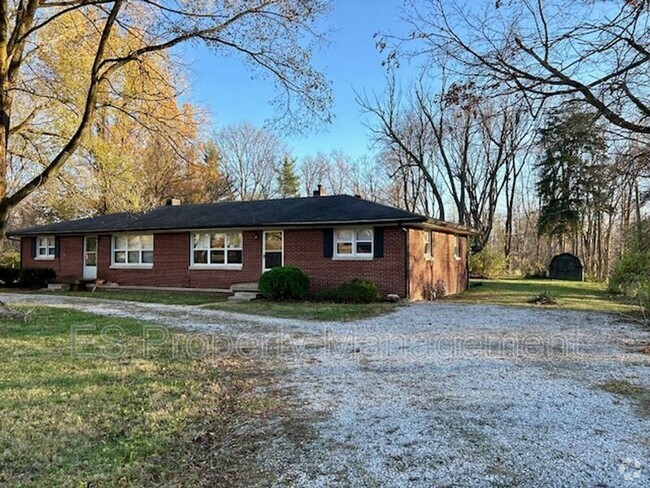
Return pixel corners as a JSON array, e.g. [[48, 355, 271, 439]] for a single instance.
[[9, 195, 476, 300]]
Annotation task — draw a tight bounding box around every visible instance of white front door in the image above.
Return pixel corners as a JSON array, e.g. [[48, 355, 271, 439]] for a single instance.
[[83, 236, 98, 280], [263, 231, 284, 271]]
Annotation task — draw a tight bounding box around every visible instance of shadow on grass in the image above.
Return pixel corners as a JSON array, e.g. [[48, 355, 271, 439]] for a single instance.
[[451, 279, 638, 314], [0, 306, 300, 487]]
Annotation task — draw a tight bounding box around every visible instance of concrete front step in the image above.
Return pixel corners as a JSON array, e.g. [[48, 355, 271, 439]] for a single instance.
[[230, 282, 260, 293], [227, 291, 260, 302], [47, 283, 71, 291]]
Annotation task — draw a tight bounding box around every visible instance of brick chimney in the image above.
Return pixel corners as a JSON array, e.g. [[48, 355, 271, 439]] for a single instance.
[[165, 197, 181, 206], [312, 184, 323, 197]]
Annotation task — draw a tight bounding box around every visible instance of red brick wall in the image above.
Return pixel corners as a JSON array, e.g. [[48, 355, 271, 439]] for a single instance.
[[97, 231, 264, 289], [408, 229, 468, 300], [21, 226, 412, 296], [21, 236, 83, 282], [284, 227, 407, 297]]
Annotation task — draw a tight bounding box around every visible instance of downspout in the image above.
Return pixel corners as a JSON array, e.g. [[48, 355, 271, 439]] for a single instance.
[[465, 236, 470, 291], [403, 226, 409, 300], [429, 247, 434, 300]]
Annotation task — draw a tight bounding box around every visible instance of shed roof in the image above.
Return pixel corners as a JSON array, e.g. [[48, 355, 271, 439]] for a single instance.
[[549, 252, 584, 267], [8, 195, 477, 237]]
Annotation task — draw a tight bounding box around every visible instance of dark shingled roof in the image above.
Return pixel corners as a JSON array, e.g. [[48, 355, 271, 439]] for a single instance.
[[8, 195, 477, 236]]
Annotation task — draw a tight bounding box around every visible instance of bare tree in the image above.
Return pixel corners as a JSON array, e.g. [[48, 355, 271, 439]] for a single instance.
[[384, 0, 650, 134], [345, 155, 392, 202], [214, 122, 284, 200], [358, 79, 446, 220], [298, 150, 354, 197], [299, 152, 329, 196], [376, 146, 437, 214], [359, 75, 532, 248], [0, 0, 332, 232], [323, 150, 352, 195]]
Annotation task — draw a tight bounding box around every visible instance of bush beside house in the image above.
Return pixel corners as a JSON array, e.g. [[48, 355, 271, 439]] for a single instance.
[[0, 267, 20, 287], [259, 267, 382, 304], [0, 267, 56, 289], [258, 267, 310, 301], [319, 278, 382, 304]]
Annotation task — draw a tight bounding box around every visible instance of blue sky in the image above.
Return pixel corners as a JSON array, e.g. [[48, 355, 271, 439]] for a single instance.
[[177, 0, 416, 160]]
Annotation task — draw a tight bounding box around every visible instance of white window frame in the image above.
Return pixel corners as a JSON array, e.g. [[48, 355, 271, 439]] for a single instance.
[[333, 227, 374, 260], [454, 235, 462, 260], [35, 236, 56, 260], [424, 230, 432, 260], [189, 231, 243, 270], [111, 234, 154, 269]]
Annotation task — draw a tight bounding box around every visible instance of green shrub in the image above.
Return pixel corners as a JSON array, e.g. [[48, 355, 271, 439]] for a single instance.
[[0, 267, 20, 287], [609, 250, 650, 309], [609, 251, 650, 294], [319, 278, 382, 304], [18, 267, 57, 289], [258, 266, 310, 301], [0, 251, 20, 268], [469, 247, 507, 278], [639, 281, 650, 311]]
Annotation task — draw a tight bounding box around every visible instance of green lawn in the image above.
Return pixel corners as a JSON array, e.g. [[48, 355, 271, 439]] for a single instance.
[[2, 288, 397, 322], [54, 288, 223, 306], [206, 300, 398, 321], [87, 289, 398, 321], [0, 306, 288, 487], [451, 279, 640, 314], [7, 279, 633, 319]]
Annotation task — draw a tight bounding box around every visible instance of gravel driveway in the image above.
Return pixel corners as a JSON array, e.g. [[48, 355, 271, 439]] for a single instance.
[[2, 293, 649, 487]]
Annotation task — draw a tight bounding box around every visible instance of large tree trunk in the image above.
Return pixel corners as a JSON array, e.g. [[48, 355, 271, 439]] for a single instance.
[[0, 0, 9, 225]]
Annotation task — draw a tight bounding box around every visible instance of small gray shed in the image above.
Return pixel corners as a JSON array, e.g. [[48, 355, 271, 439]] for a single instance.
[[549, 253, 584, 281]]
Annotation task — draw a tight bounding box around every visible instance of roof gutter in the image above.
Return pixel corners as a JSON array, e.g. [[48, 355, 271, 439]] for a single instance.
[[411, 220, 480, 236], [7, 217, 427, 237]]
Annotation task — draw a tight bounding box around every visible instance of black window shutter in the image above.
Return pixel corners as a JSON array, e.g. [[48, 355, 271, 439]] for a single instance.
[[323, 228, 334, 258], [30, 237, 37, 258], [54, 236, 61, 257], [374, 227, 384, 258]]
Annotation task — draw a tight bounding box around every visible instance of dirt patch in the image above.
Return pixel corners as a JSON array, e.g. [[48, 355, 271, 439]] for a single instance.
[[598, 380, 650, 419]]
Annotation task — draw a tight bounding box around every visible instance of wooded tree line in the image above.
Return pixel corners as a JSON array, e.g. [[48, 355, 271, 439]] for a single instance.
[[2, 0, 649, 283], [362, 0, 650, 280]]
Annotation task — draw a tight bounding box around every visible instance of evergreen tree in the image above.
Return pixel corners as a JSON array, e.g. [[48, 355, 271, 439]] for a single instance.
[[278, 155, 300, 197], [536, 108, 608, 243]]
